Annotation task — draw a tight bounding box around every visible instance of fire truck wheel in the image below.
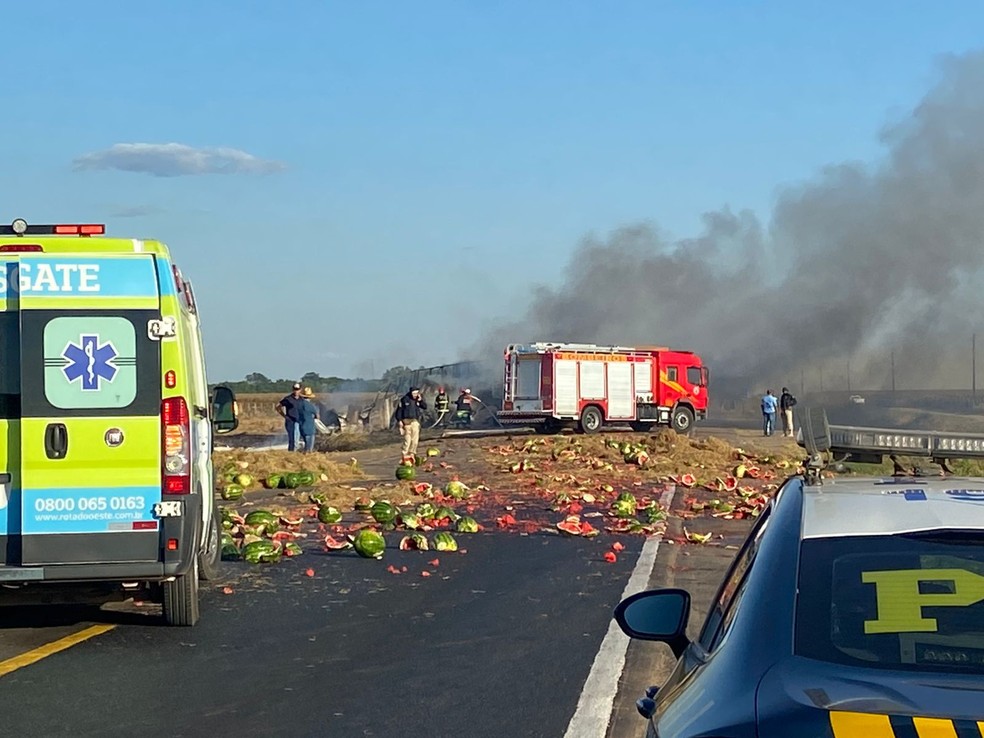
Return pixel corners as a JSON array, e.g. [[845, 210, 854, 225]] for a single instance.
[[579, 406, 603, 434], [672, 406, 695, 435]]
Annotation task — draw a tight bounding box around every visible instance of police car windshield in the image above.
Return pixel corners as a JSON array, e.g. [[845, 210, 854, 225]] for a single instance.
[[796, 533, 984, 675]]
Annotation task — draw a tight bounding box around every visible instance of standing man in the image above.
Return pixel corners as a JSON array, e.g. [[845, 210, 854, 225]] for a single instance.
[[275, 382, 304, 451], [298, 387, 320, 453], [761, 389, 779, 437], [396, 386, 427, 459], [779, 386, 797, 438]]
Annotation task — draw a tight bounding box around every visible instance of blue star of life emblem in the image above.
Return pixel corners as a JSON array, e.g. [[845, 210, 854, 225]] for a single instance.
[[62, 334, 119, 391]]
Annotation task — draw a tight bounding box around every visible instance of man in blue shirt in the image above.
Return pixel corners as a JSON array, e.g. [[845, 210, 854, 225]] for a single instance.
[[276, 383, 304, 451], [761, 389, 779, 437]]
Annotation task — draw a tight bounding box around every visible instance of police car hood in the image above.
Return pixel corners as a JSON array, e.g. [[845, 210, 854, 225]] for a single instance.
[[755, 657, 984, 735]]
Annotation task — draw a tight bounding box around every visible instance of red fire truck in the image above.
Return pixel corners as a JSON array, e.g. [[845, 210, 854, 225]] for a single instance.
[[498, 342, 709, 434]]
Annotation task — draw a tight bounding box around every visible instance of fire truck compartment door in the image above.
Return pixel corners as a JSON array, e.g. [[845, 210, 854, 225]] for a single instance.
[[607, 362, 634, 419], [579, 361, 605, 399], [554, 360, 578, 416], [634, 360, 653, 402]]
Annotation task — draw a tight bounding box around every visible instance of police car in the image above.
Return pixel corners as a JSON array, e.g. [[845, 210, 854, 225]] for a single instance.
[[614, 409, 984, 736]]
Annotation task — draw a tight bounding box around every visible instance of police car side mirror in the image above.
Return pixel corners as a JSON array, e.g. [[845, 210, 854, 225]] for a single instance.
[[211, 385, 239, 435], [614, 589, 691, 658]]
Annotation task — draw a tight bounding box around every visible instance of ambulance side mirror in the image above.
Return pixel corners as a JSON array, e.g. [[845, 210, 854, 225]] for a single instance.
[[212, 385, 239, 435]]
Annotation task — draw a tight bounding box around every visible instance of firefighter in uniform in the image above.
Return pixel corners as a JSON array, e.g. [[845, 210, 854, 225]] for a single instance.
[[455, 388, 479, 426], [434, 386, 450, 426]]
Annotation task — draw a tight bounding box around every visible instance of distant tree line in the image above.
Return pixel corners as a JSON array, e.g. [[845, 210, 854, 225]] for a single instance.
[[217, 366, 426, 395]]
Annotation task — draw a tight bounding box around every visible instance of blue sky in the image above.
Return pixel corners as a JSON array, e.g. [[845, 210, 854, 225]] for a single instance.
[[1, 1, 981, 381]]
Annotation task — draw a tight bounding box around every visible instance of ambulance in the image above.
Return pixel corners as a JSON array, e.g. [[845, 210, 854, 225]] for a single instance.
[[0, 219, 238, 626]]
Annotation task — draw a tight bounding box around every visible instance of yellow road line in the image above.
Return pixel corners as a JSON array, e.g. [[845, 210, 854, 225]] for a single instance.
[[0, 625, 115, 678]]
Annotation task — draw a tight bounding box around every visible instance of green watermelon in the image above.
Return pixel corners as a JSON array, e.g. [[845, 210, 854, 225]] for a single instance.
[[414, 455, 426, 467], [318, 505, 342, 525], [352, 529, 386, 559], [395, 464, 417, 481], [371, 501, 400, 526], [426, 448, 441, 457], [283, 541, 303, 557], [234, 473, 254, 487], [433, 532, 458, 552], [242, 540, 281, 564], [284, 473, 302, 489], [297, 471, 317, 486], [416, 502, 437, 519], [354, 496, 374, 511], [264, 474, 284, 489], [612, 492, 637, 518], [399, 533, 429, 551], [221, 543, 241, 560], [444, 480, 469, 500], [432, 506, 459, 522], [400, 513, 422, 530], [244, 511, 279, 532], [455, 516, 480, 534], [220, 531, 235, 547], [221, 484, 244, 501]]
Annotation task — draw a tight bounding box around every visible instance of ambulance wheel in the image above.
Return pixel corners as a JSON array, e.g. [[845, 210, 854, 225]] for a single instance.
[[198, 509, 222, 582], [671, 407, 695, 435], [163, 558, 201, 627], [579, 406, 603, 434]]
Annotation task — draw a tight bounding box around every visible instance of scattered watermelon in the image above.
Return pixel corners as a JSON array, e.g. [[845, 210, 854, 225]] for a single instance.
[[244, 511, 279, 532], [352, 529, 386, 559], [432, 506, 459, 522], [433, 532, 458, 552], [354, 496, 374, 511], [221, 543, 241, 560], [396, 465, 417, 482], [399, 533, 429, 551], [444, 480, 469, 500], [371, 501, 400, 526], [284, 473, 302, 489], [556, 517, 583, 535], [414, 455, 426, 467], [400, 513, 423, 530], [318, 506, 343, 524], [235, 473, 254, 488], [455, 516, 480, 534], [426, 448, 441, 457], [221, 484, 244, 501], [416, 502, 437, 519], [264, 474, 284, 490], [324, 534, 352, 550], [612, 492, 637, 518], [297, 471, 317, 486], [283, 541, 303, 557], [242, 540, 281, 564], [280, 515, 304, 527]]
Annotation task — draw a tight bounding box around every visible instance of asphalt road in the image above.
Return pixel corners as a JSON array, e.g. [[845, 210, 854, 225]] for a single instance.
[[0, 425, 783, 737]]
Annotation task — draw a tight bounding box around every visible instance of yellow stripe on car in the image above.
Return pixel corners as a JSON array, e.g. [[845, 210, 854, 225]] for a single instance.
[[830, 711, 895, 736]]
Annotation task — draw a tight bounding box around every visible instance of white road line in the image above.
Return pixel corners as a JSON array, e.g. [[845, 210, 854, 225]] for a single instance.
[[564, 486, 676, 738]]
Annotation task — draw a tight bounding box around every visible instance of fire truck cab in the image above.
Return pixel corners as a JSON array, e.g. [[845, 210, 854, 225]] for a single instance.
[[498, 342, 709, 434]]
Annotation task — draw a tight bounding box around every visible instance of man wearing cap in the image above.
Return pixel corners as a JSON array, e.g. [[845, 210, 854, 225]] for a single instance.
[[298, 387, 321, 453], [395, 386, 428, 459], [275, 383, 304, 451]]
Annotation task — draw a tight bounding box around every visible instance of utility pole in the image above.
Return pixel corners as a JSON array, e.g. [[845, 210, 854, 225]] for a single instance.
[[891, 351, 896, 392], [974, 333, 977, 402]]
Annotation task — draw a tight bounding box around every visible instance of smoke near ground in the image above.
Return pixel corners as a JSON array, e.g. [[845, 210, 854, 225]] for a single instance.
[[471, 52, 984, 395]]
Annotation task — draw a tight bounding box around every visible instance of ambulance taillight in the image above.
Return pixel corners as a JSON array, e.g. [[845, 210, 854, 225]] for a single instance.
[[162, 397, 191, 494]]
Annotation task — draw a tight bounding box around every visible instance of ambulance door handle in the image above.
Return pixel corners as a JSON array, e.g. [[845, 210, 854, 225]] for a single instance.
[[44, 423, 69, 460], [0, 473, 9, 484]]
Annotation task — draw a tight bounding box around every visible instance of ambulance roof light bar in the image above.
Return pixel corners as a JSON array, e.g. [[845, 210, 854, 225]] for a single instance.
[[0, 219, 105, 237]]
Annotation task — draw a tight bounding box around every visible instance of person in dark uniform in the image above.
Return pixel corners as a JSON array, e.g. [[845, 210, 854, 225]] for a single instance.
[[434, 386, 450, 423], [395, 386, 427, 458], [275, 383, 303, 451]]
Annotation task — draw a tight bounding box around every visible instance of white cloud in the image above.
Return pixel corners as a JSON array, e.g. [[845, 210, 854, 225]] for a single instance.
[[73, 143, 286, 177]]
